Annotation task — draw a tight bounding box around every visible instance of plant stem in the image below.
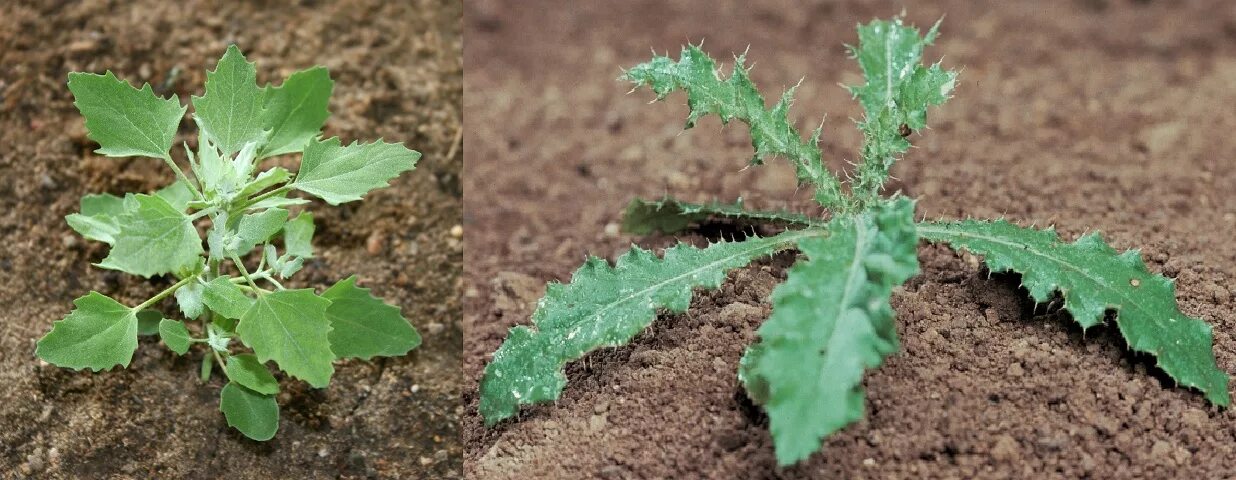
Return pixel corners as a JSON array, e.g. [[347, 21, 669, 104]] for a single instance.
[[132, 275, 195, 312], [160, 154, 205, 202], [229, 254, 262, 293]]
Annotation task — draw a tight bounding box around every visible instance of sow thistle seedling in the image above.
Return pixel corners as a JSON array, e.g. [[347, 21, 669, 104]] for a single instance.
[[39, 46, 422, 441], [480, 16, 1229, 465]]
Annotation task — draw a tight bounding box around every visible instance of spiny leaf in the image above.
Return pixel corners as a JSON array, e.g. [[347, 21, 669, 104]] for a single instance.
[[918, 220, 1230, 406], [219, 382, 279, 441], [740, 198, 919, 465], [225, 353, 279, 395], [192, 45, 268, 156], [294, 137, 420, 205], [283, 211, 315, 258], [259, 66, 333, 158], [322, 276, 421, 360], [622, 196, 824, 236], [479, 228, 825, 425], [623, 46, 845, 209], [236, 289, 334, 388], [847, 16, 956, 204], [158, 319, 192, 355], [36, 292, 139, 371], [98, 194, 203, 278], [66, 71, 186, 159]]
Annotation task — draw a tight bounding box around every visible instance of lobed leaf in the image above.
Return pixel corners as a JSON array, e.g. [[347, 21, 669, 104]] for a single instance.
[[98, 194, 203, 277], [294, 137, 420, 205], [192, 45, 268, 156], [918, 220, 1230, 406], [739, 198, 919, 465], [479, 228, 825, 425], [236, 289, 334, 388], [259, 66, 333, 158], [36, 292, 139, 371], [322, 276, 421, 360], [622, 196, 823, 236], [67, 71, 185, 159], [847, 16, 957, 204], [219, 382, 279, 441], [623, 46, 845, 209]]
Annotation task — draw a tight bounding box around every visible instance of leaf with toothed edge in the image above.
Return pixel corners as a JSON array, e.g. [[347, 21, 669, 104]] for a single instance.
[[739, 198, 919, 465], [918, 219, 1229, 406], [479, 228, 828, 425], [621, 196, 824, 236], [622, 46, 845, 209]]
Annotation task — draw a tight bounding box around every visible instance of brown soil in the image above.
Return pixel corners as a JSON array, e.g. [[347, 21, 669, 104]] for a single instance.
[[0, 1, 461, 478], [463, 0, 1236, 478]]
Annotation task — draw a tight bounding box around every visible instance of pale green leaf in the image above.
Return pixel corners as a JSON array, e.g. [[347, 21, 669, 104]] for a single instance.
[[283, 211, 314, 258], [234, 208, 289, 255], [200, 353, 213, 381], [174, 279, 206, 319], [622, 197, 823, 236], [259, 66, 333, 158], [739, 199, 919, 465], [322, 276, 420, 360], [219, 382, 279, 441], [918, 220, 1230, 406], [246, 196, 310, 211], [66, 213, 120, 245], [36, 292, 138, 371], [294, 137, 420, 205], [225, 353, 279, 395], [237, 167, 291, 199], [67, 71, 185, 159], [155, 180, 195, 212], [847, 17, 956, 203], [236, 289, 334, 388], [98, 194, 203, 277], [192, 45, 267, 156], [479, 228, 825, 425], [202, 276, 253, 320], [80, 193, 126, 216], [158, 319, 192, 355], [623, 47, 844, 209]]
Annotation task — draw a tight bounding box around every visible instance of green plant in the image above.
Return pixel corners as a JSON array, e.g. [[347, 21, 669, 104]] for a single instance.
[[479, 16, 1229, 465], [38, 46, 423, 441]]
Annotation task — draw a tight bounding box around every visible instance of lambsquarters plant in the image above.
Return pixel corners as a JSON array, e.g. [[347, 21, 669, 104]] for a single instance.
[[480, 16, 1229, 465], [37, 46, 422, 441]]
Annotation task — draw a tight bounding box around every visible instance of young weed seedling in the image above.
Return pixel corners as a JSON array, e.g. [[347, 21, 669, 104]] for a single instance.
[[479, 15, 1229, 465], [39, 46, 422, 441]]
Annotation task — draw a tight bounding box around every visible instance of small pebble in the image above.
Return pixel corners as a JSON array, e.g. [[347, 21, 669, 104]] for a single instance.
[[449, 224, 463, 238], [863, 458, 876, 467], [425, 322, 445, 335], [410, 384, 420, 394], [604, 223, 619, 237], [366, 231, 385, 255]]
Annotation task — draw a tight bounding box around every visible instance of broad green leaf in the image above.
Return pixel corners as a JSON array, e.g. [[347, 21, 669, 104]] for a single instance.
[[739, 199, 919, 465], [294, 137, 420, 205], [847, 17, 956, 204], [158, 319, 192, 355], [623, 47, 844, 209], [322, 276, 420, 360], [918, 220, 1230, 406], [136, 309, 162, 336], [236, 289, 334, 388], [237, 167, 291, 199], [192, 45, 267, 156], [66, 213, 121, 244], [67, 71, 185, 159], [36, 292, 138, 371], [225, 353, 279, 395], [98, 194, 203, 277], [174, 279, 206, 319], [80, 193, 126, 216], [283, 211, 315, 258], [219, 382, 279, 441], [234, 208, 289, 255], [202, 276, 253, 320], [155, 180, 195, 212], [622, 197, 824, 236], [479, 228, 824, 425], [259, 66, 333, 158]]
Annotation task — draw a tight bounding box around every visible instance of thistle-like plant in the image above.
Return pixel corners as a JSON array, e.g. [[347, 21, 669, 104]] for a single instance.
[[479, 16, 1229, 465], [39, 46, 423, 441]]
